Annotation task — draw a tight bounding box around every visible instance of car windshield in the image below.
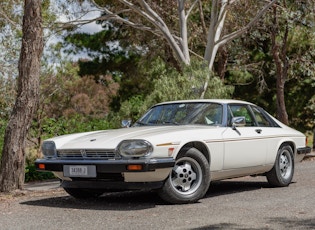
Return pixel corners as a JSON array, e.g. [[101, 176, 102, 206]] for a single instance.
[[135, 102, 223, 126]]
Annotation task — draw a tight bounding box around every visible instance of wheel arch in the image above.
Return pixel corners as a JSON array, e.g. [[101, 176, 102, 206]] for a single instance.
[[266, 141, 295, 187], [279, 141, 296, 158], [178, 141, 210, 163]]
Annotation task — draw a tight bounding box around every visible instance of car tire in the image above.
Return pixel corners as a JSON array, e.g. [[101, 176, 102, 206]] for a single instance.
[[158, 147, 210, 204], [63, 188, 104, 199], [266, 145, 294, 187]]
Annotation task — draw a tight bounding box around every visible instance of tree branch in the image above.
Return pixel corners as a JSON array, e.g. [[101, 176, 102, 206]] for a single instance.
[[216, 0, 277, 47], [0, 9, 20, 29], [198, 0, 207, 40], [186, 0, 199, 21]]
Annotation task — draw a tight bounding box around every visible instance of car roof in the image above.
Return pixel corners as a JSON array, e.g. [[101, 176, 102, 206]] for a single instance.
[[155, 99, 255, 106]]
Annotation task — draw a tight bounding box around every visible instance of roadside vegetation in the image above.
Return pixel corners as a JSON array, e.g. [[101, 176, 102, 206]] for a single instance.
[[0, 1, 314, 183]]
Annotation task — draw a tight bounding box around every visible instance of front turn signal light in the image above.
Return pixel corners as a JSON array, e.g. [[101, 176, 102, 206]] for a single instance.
[[127, 165, 143, 171], [38, 164, 45, 170]]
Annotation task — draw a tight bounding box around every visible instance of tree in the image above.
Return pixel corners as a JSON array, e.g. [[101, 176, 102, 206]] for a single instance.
[[225, 0, 315, 128], [270, 0, 315, 125], [0, 0, 22, 79], [0, 0, 22, 122], [270, 2, 289, 124], [86, 1, 275, 67], [81, 0, 277, 97], [0, 0, 43, 192]]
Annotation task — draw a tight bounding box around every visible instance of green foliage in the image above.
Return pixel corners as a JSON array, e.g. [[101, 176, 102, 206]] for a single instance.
[[0, 76, 16, 120], [38, 115, 116, 140], [225, 1, 315, 132], [25, 165, 55, 183], [64, 26, 143, 79], [0, 119, 7, 159], [228, 69, 253, 84], [117, 58, 234, 122], [118, 95, 147, 121]]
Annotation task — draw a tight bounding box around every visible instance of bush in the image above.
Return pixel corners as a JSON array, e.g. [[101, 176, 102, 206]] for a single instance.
[[0, 119, 7, 160], [25, 164, 55, 183], [38, 115, 118, 140]]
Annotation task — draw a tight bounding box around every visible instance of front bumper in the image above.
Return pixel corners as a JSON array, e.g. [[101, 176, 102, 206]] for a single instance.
[[35, 157, 175, 185]]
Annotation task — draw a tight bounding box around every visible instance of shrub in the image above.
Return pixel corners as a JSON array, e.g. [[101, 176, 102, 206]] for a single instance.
[[0, 119, 7, 160], [25, 164, 55, 182]]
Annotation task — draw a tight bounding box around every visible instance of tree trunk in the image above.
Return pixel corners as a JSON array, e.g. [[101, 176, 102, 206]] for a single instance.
[[177, 0, 190, 64], [271, 4, 289, 125], [217, 46, 228, 80], [0, 0, 43, 192]]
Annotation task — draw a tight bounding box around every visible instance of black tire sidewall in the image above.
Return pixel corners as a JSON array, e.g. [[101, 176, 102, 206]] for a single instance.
[[267, 145, 294, 187], [275, 145, 294, 185], [159, 147, 210, 204]]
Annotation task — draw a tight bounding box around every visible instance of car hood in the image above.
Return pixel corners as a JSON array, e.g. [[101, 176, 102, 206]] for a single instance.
[[48, 125, 219, 149]]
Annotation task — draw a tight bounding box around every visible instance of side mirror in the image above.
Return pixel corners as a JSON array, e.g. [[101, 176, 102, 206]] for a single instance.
[[121, 120, 132, 128], [231, 116, 246, 130]]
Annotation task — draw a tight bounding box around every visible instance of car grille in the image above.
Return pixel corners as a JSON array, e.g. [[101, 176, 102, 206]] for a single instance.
[[57, 149, 120, 159]]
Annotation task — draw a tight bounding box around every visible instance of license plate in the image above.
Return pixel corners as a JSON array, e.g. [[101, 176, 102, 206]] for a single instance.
[[63, 165, 96, 177]]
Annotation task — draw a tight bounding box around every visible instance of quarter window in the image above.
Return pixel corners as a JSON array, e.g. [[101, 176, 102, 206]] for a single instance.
[[251, 106, 272, 127]]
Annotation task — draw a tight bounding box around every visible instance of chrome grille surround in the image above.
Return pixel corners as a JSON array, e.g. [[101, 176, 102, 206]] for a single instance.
[[57, 149, 120, 159]]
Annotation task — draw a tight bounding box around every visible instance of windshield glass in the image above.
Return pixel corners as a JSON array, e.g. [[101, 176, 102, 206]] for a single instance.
[[135, 102, 223, 126]]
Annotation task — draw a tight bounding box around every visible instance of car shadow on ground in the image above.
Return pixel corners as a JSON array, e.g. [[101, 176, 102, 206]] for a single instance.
[[20, 178, 274, 211], [205, 179, 272, 198], [21, 189, 162, 210]]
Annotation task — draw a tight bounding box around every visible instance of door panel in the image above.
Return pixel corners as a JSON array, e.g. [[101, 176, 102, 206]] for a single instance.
[[222, 104, 268, 170], [222, 127, 267, 169]]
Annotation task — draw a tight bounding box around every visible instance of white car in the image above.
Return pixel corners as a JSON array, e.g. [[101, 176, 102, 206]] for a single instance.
[[36, 99, 311, 204]]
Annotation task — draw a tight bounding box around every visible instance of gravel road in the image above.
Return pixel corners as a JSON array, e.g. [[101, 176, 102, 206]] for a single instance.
[[1, 156, 315, 230]]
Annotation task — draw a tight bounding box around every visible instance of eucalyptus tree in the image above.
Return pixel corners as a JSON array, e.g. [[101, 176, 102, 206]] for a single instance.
[[225, 0, 315, 127], [62, 0, 277, 98], [0, 0, 22, 120], [0, 0, 22, 78], [0, 0, 43, 192], [269, 0, 315, 125], [0, 0, 57, 121]]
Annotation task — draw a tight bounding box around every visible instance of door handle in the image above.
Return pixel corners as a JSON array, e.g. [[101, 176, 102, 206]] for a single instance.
[[255, 129, 262, 134]]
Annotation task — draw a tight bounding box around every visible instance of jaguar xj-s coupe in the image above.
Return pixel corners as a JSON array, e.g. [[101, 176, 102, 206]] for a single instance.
[[36, 99, 311, 204]]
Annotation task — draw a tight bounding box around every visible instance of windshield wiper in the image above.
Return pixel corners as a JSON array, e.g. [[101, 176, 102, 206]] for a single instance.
[[162, 121, 179, 125], [134, 121, 148, 126]]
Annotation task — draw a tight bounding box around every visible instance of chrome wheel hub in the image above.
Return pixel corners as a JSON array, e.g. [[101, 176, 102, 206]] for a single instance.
[[172, 162, 196, 192], [170, 157, 202, 195]]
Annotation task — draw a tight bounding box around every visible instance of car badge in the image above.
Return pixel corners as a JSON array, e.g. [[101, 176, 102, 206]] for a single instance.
[[80, 149, 87, 157]]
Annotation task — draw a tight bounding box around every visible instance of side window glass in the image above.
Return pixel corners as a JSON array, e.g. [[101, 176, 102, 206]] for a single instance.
[[251, 106, 272, 127], [205, 104, 223, 125], [229, 105, 255, 127]]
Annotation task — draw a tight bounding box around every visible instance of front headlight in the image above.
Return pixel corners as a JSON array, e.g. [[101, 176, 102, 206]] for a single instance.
[[41, 141, 57, 158], [117, 139, 153, 158]]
